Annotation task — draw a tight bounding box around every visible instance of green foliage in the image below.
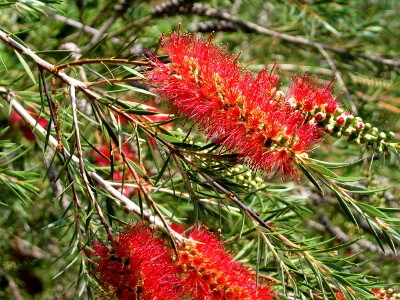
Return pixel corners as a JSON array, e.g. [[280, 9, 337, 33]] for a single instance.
[[0, 0, 399, 299]]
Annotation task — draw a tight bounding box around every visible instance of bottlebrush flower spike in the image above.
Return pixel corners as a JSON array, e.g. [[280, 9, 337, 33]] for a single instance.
[[147, 32, 326, 181], [287, 74, 342, 115], [87, 222, 182, 300], [175, 227, 276, 300]]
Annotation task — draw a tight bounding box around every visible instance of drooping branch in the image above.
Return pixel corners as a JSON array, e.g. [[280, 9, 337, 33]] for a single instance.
[[0, 87, 181, 240]]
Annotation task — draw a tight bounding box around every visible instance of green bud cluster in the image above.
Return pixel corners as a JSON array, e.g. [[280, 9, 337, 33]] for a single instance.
[[310, 108, 397, 153], [180, 127, 265, 189], [227, 164, 264, 189]]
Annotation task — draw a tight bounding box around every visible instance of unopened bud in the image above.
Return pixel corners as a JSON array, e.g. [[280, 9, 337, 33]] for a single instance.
[[362, 122, 371, 133], [315, 112, 326, 122], [342, 128, 353, 136], [336, 116, 346, 125], [378, 132, 387, 141], [334, 108, 344, 116], [345, 115, 354, 124], [356, 122, 364, 131], [360, 134, 372, 144], [325, 124, 334, 134]]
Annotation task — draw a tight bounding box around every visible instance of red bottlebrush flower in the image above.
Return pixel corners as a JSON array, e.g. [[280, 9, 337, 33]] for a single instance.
[[147, 32, 324, 181], [10, 110, 48, 140], [287, 75, 342, 115], [87, 223, 182, 300], [175, 227, 276, 300]]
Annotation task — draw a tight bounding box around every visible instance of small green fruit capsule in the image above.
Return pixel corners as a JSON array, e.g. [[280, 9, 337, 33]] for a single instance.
[[387, 131, 395, 139], [334, 108, 344, 115], [378, 132, 387, 141], [343, 128, 353, 136], [345, 115, 355, 124], [360, 134, 372, 144]]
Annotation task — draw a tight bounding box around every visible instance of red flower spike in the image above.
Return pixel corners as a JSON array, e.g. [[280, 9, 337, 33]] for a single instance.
[[87, 223, 183, 300], [287, 75, 341, 115], [176, 227, 276, 300], [148, 32, 326, 181]]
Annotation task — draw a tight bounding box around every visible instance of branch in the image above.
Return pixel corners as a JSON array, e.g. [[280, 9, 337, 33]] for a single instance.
[[0, 89, 181, 240], [108, 181, 241, 212], [46, 12, 122, 44], [70, 85, 114, 241], [180, 4, 400, 69]]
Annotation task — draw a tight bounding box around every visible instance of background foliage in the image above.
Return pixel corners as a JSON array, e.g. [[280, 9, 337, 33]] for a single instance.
[[0, 0, 399, 299]]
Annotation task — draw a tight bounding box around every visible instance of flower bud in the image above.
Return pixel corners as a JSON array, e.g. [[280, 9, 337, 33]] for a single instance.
[[378, 132, 387, 141], [336, 116, 346, 125], [342, 128, 353, 136], [345, 115, 354, 124], [315, 112, 326, 122]]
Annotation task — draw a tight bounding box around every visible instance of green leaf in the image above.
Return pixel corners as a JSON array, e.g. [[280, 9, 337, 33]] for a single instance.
[[308, 157, 365, 169], [299, 164, 324, 194], [79, 35, 108, 59], [14, 50, 37, 85], [156, 133, 182, 144], [114, 34, 140, 57], [125, 157, 152, 184], [378, 207, 400, 213], [334, 190, 358, 226], [339, 184, 397, 194], [356, 202, 388, 218], [334, 176, 365, 182], [311, 237, 362, 253], [122, 108, 158, 115], [381, 230, 396, 254], [307, 163, 338, 178], [122, 65, 145, 78], [115, 83, 155, 96]]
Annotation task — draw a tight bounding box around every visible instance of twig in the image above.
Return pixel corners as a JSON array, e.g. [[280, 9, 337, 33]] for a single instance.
[[46, 6, 400, 69], [105, 104, 279, 234], [39, 67, 85, 236], [1, 90, 175, 238], [46, 12, 122, 44], [70, 85, 114, 241], [89, 99, 182, 242], [180, 4, 400, 69], [89, 0, 135, 45], [6, 275, 23, 300], [108, 181, 241, 212], [86, 77, 142, 87], [0, 30, 100, 101]]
